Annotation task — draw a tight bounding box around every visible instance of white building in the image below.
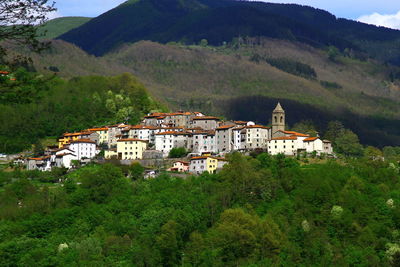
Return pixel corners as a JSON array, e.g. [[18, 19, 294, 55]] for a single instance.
[[168, 161, 189, 172], [268, 136, 300, 156], [191, 131, 217, 154], [189, 156, 228, 175], [191, 116, 220, 130], [242, 125, 271, 150], [216, 125, 235, 153], [55, 153, 77, 169], [303, 137, 333, 155], [107, 123, 127, 146], [155, 131, 187, 157], [68, 139, 98, 160]]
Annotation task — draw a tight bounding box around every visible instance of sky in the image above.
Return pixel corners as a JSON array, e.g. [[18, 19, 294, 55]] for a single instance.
[[51, 0, 400, 30]]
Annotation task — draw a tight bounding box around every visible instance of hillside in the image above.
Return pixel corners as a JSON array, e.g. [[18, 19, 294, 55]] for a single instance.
[[19, 39, 400, 147], [58, 0, 400, 66], [1, 154, 400, 266], [37, 17, 91, 40]]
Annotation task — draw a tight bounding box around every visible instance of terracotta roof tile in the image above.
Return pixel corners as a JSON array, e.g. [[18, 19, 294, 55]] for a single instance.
[[117, 138, 148, 142], [303, 137, 319, 142], [271, 136, 298, 140]]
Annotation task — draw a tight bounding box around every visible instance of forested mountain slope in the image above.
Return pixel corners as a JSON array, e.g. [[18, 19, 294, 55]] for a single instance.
[[58, 0, 400, 66], [18, 39, 400, 147]]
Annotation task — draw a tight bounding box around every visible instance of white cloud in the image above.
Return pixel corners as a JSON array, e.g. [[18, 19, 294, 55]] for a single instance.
[[357, 11, 400, 30], [46, 10, 63, 21]]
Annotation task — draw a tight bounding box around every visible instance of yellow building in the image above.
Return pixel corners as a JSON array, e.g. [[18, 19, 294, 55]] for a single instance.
[[189, 156, 227, 174], [86, 127, 109, 145], [104, 148, 118, 159], [116, 138, 148, 160], [58, 132, 82, 148]]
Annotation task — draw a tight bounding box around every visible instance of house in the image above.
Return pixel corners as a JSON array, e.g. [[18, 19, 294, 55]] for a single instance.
[[155, 131, 189, 157], [303, 137, 333, 155], [242, 125, 271, 150], [268, 136, 300, 156], [86, 127, 109, 145], [190, 130, 217, 154], [232, 126, 246, 150], [104, 148, 118, 159], [122, 125, 158, 144], [216, 124, 236, 153], [107, 123, 127, 146], [27, 156, 52, 171], [191, 116, 220, 130], [164, 112, 196, 128], [189, 156, 228, 174], [68, 139, 98, 160], [168, 161, 189, 172], [116, 138, 148, 160], [323, 140, 333, 154], [58, 131, 99, 148], [58, 132, 81, 148], [55, 153, 77, 169]]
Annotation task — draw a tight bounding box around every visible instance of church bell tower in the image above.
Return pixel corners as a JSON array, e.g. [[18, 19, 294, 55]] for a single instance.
[[272, 102, 285, 137]]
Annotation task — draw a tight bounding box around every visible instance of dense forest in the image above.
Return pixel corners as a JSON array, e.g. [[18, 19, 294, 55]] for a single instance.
[[0, 152, 400, 266], [0, 70, 163, 153], [59, 0, 400, 66]]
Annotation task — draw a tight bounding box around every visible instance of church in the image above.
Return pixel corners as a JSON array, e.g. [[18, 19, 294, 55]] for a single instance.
[[267, 102, 333, 156]]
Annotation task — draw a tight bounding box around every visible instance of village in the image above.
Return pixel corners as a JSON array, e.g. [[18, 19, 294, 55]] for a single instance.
[[23, 103, 333, 174]]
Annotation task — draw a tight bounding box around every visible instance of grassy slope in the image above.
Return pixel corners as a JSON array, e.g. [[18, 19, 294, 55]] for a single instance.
[[37, 17, 92, 40], [13, 40, 130, 77], [104, 41, 400, 117], [20, 40, 400, 146]]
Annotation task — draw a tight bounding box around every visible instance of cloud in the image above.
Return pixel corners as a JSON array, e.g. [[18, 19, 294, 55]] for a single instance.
[[46, 10, 62, 20], [357, 11, 400, 30]]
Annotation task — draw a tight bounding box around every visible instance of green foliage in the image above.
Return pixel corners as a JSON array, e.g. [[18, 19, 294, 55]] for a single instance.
[[168, 147, 187, 158], [129, 162, 145, 180], [335, 129, 364, 157], [265, 57, 317, 79], [0, 154, 400, 265], [292, 120, 318, 136], [328, 45, 340, 61], [320, 80, 342, 89], [58, 0, 400, 69], [37, 17, 91, 40], [0, 71, 161, 153]]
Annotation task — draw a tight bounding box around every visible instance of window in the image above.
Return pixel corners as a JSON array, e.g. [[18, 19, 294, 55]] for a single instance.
[[274, 116, 277, 123], [280, 116, 283, 123]]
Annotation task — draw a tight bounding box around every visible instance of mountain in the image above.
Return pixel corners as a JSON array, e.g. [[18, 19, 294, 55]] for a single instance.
[[37, 17, 91, 40], [15, 39, 400, 147], [58, 0, 400, 65]]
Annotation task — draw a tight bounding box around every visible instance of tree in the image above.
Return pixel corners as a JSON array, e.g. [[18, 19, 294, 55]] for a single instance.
[[292, 120, 318, 136], [209, 209, 258, 263], [33, 140, 44, 157], [0, 0, 56, 61], [168, 147, 187, 158], [364, 146, 382, 160], [335, 129, 364, 157], [199, 39, 208, 47], [156, 220, 180, 266], [129, 162, 144, 180], [324, 121, 345, 143], [328, 45, 340, 61]]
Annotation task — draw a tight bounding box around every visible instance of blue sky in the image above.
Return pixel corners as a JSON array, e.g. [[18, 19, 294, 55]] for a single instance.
[[51, 0, 400, 29]]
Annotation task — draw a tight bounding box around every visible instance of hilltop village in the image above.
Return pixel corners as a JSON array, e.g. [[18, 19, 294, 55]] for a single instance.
[[25, 103, 333, 174]]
